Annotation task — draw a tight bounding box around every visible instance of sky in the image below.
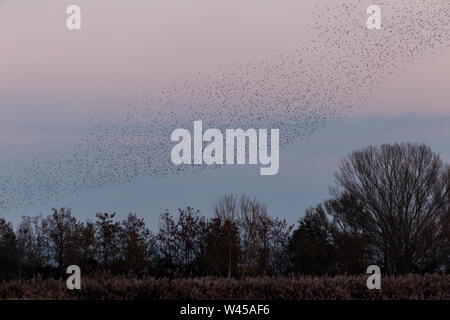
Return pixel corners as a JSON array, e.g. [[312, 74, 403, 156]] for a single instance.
[[1, 0, 449, 227]]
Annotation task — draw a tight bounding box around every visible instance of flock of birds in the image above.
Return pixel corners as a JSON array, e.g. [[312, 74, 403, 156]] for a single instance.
[[1, 0, 450, 212]]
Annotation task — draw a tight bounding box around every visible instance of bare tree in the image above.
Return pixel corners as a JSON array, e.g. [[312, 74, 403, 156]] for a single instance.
[[213, 194, 240, 278], [176, 207, 205, 276], [42, 208, 83, 274], [238, 194, 270, 275], [95, 212, 122, 271], [0, 218, 19, 280], [17, 215, 48, 277], [332, 143, 450, 273], [120, 213, 151, 276], [156, 210, 178, 276], [214, 194, 292, 276], [156, 208, 205, 277]]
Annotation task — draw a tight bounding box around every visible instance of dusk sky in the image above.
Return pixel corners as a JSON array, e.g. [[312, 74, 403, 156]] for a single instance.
[[1, 0, 449, 228]]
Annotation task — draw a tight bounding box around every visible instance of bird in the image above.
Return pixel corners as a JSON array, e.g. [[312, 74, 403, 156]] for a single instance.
[[0, 0, 449, 212]]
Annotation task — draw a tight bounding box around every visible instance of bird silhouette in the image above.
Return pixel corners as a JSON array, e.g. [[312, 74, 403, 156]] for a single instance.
[[0, 0, 449, 212]]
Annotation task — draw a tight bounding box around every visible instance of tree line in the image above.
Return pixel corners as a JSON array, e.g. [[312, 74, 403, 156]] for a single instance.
[[0, 143, 449, 280]]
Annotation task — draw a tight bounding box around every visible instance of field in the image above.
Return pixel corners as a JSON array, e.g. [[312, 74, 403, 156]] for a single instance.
[[0, 274, 449, 300]]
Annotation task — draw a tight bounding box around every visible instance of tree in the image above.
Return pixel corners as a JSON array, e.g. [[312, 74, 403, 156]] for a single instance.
[[325, 193, 372, 274], [156, 210, 178, 277], [289, 206, 335, 275], [75, 220, 97, 274], [156, 207, 205, 277], [212, 194, 241, 278], [332, 143, 450, 273], [119, 213, 151, 276], [202, 216, 241, 278], [0, 218, 19, 280], [440, 207, 450, 272], [238, 194, 271, 275], [238, 194, 293, 276], [17, 215, 48, 277], [175, 207, 205, 276], [95, 212, 122, 271], [267, 217, 293, 275], [42, 208, 83, 274], [214, 194, 293, 276]]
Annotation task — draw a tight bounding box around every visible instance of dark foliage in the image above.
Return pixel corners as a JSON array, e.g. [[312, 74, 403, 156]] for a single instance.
[[0, 144, 448, 282]]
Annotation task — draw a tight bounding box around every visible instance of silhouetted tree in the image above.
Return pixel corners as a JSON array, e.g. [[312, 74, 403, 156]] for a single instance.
[[156, 210, 178, 276], [289, 206, 335, 275], [95, 212, 122, 272], [202, 217, 241, 277], [238, 194, 271, 275], [325, 193, 372, 274], [17, 215, 48, 277], [267, 217, 293, 275], [0, 218, 19, 280], [42, 208, 83, 275], [213, 194, 241, 277], [441, 208, 450, 272], [332, 143, 450, 273], [75, 220, 97, 273], [0, 143, 447, 280], [176, 207, 206, 276], [119, 213, 152, 276], [214, 194, 293, 276], [156, 207, 205, 277]]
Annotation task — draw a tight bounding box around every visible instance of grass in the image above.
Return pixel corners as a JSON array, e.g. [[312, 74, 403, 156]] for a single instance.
[[0, 274, 449, 300]]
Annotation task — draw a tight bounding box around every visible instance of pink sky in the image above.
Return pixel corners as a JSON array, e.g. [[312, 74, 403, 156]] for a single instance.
[[1, 0, 449, 221], [1, 0, 449, 134]]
